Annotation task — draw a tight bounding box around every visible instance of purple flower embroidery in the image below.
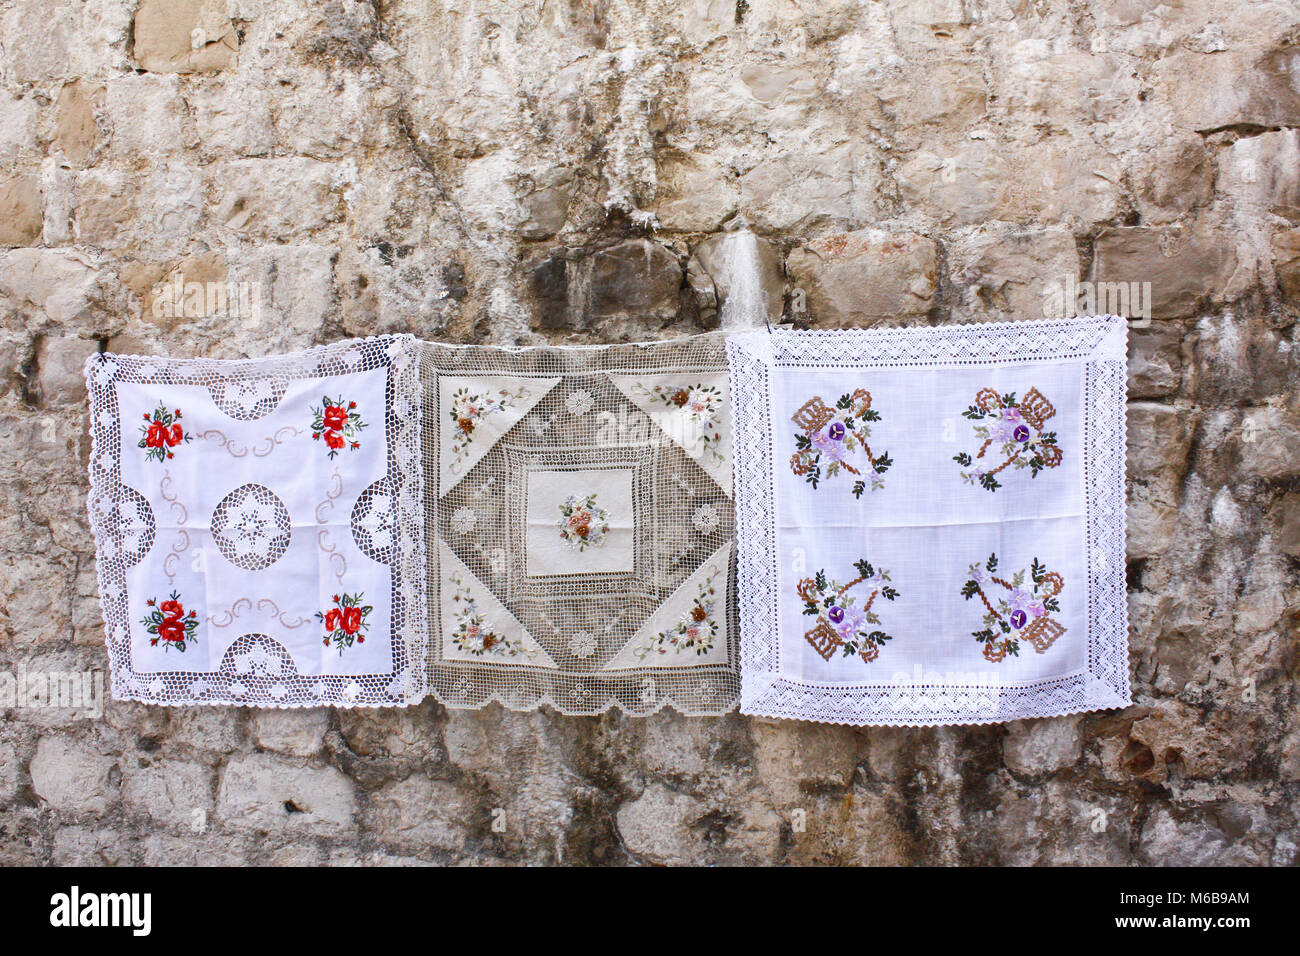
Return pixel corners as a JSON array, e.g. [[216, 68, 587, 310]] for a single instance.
[[827, 421, 846, 441], [827, 605, 844, 624], [1009, 609, 1028, 630], [955, 388, 1062, 492]]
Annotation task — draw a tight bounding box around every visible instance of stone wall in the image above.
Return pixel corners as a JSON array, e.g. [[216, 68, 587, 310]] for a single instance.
[[0, 0, 1297, 865]]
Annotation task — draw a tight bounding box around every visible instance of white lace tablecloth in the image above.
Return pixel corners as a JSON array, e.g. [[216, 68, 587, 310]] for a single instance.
[[726, 316, 1131, 726]]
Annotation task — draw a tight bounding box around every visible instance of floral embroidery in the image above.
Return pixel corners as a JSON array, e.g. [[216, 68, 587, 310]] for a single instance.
[[953, 387, 1061, 491], [692, 503, 720, 534], [798, 559, 899, 663], [448, 385, 528, 466], [142, 591, 199, 652], [639, 570, 721, 658], [565, 389, 594, 416], [569, 631, 597, 659], [638, 383, 726, 462], [448, 572, 523, 658], [450, 506, 477, 534], [311, 396, 366, 459], [316, 591, 373, 654], [138, 403, 192, 463], [558, 493, 610, 551], [790, 391, 892, 498], [961, 553, 1065, 661]]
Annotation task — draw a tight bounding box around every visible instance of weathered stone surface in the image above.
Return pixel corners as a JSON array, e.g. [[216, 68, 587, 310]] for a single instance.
[[30, 336, 99, 407], [786, 230, 937, 325], [251, 709, 329, 758], [740, 147, 868, 234], [133, 0, 238, 74], [54, 81, 100, 167], [0, 175, 43, 247], [1128, 133, 1215, 225], [1092, 224, 1237, 319], [533, 240, 683, 330], [121, 757, 214, 830], [366, 776, 469, 853], [1003, 717, 1082, 777], [1218, 130, 1300, 223], [947, 224, 1078, 322], [1127, 324, 1184, 399], [29, 736, 117, 816], [216, 754, 356, 837], [655, 152, 737, 233], [1160, 47, 1300, 132]]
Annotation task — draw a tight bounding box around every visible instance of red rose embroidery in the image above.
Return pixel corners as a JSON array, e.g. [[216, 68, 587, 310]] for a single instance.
[[323, 405, 348, 430], [316, 591, 372, 653], [138, 402, 192, 463], [311, 396, 366, 459], [141, 590, 199, 652]]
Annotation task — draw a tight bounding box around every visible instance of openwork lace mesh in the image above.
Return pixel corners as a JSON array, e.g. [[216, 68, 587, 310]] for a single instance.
[[419, 334, 739, 716]]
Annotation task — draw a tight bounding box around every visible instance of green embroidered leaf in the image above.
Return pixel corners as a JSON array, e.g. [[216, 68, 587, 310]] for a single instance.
[[854, 559, 873, 579], [953, 452, 972, 466], [1031, 558, 1045, 583], [980, 473, 1001, 491], [881, 586, 899, 601], [986, 553, 998, 572], [961, 581, 979, 599], [851, 480, 865, 498]]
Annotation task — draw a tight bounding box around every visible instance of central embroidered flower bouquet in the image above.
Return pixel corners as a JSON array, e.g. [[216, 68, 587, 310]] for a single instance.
[[86, 316, 1129, 724]]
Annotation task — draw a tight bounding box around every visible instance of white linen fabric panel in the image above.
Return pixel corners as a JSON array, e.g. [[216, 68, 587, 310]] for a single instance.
[[421, 334, 740, 716], [85, 336, 427, 708], [727, 316, 1130, 726]]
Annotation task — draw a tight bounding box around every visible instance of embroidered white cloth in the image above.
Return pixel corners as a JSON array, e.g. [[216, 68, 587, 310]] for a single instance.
[[727, 316, 1130, 726], [86, 336, 427, 708], [85, 333, 739, 714]]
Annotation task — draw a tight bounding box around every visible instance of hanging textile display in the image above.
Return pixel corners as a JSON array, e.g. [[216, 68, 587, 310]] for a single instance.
[[420, 334, 738, 715], [726, 315, 1131, 726], [85, 336, 429, 708], [85, 333, 740, 714]]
